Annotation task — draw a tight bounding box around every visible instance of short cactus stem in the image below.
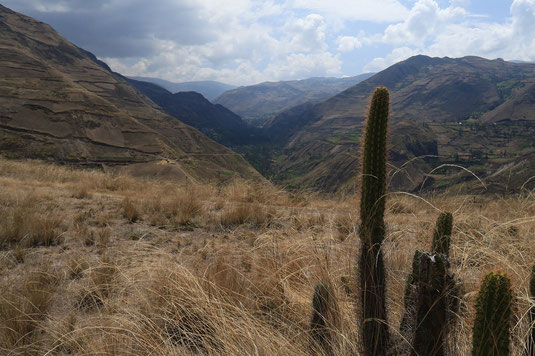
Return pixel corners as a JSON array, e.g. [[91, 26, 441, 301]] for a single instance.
[[310, 282, 339, 356], [432, 211, 453, 256], [472, 272, 512, 356]]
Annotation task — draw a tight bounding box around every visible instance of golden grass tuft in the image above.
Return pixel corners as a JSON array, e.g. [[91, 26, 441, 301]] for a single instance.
[[122, 197, 140, 223]]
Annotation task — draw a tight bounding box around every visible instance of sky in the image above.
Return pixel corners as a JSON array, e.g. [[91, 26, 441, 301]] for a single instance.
[[3, 0, 535, 85]]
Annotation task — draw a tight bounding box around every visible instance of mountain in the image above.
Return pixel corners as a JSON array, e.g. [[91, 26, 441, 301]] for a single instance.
[[127, 78, 262, 146], [213, 73, 375, 126], [0, 5, 261, 183], [263, 55, 535, 193], [129, 77, 236, 100]]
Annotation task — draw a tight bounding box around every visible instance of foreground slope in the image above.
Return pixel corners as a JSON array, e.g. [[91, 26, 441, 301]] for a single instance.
[[0, 5, 261, 183], [1, 158, 534, 355], [213, 73, 374, 126], [265, 55, 535, 192]]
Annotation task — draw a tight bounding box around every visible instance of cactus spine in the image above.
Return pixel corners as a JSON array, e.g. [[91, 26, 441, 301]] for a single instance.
[[359, 86, 390, 356], [432, 211, 453, 256], [525, 266, 535, 356], [472, 272, 512, 356], [310, 282, 339, 356]]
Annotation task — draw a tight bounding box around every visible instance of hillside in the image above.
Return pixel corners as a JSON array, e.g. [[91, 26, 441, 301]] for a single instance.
[[0, 5, 261, 183], [213, 73, 374, 126], [129, 77, 236, 100], [127, 78, 262, 147], [264, 55, 535, 192]]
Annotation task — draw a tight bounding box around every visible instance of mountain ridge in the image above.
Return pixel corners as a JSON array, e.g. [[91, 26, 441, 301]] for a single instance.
[[262, 55, 535, 192], [128, 76, 236, 100], [126, 77, 261, 147], [213, 73, 375, 126]]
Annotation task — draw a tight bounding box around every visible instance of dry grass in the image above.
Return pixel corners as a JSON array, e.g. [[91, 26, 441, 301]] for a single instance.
[[0, 157, 534, 355]]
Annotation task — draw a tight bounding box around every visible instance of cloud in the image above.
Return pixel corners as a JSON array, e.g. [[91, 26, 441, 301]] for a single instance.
[[382, 0, 467, 46], [6, 0, 535, 85], [337, 36, 362, 52], [5, 0, 349, 84], [287, 0, 410, 22], [286, 14, 327, 53], [363, 0, 535, 72]]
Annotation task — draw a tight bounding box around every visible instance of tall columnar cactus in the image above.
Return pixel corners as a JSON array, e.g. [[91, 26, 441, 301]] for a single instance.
[[310, 282, 339, 356], [473, 272, 512, 356], [432, 211, 453, 256], [525, 265, 535, 356], [359, 86, 390, 356]]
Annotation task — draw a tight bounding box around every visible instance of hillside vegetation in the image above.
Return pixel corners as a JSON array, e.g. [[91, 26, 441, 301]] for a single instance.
[[263, 56, 535, 193], [1, 157, 534, 355]]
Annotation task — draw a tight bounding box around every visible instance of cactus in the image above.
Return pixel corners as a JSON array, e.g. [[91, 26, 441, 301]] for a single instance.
[[410, 251, 449, 356], [310, 282, 339, 356], [432, 211, 453, 256], [359, 86, 390, 356], [525, 266, 535, 356], [472, 272, 512, 356], [398, 250, 424, 353], [398, 251, 450, 356]]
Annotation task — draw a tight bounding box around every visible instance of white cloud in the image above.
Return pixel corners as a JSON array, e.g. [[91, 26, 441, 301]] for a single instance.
[[382, 0, 467, 46], [286, 14, 327, 53], [337, 36, 362, 52], [363, 0, 535, 72], [287, 0, 410, 22]]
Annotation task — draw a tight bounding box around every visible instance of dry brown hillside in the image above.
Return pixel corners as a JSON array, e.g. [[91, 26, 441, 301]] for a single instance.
[[0, 5, 261, 184], [0, 158, 534, 355]]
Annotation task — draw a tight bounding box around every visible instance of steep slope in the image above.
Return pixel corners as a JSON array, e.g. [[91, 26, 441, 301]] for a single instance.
[[127, 78, 262, 146], [213, 73, 374, 126], [129, 77, 236, 100], [0, 5, 261, 183], [265, 55, 535, 192]]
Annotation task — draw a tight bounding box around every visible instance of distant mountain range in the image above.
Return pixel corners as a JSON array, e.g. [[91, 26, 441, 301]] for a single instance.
[[213, 74, 375, 126], [126, 78, 262, 147], [128, 77, 236, 100], [0, 5, 261, 183], [263, 55, 535, 193]]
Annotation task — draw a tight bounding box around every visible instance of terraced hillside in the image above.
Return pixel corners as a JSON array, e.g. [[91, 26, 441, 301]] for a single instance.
[[0, 5, 261, 184], [264, 55, 535, 193]]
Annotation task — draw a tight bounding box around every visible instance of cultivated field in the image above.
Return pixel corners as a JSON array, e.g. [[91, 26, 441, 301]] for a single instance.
[[0, 158, 534, 355]]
